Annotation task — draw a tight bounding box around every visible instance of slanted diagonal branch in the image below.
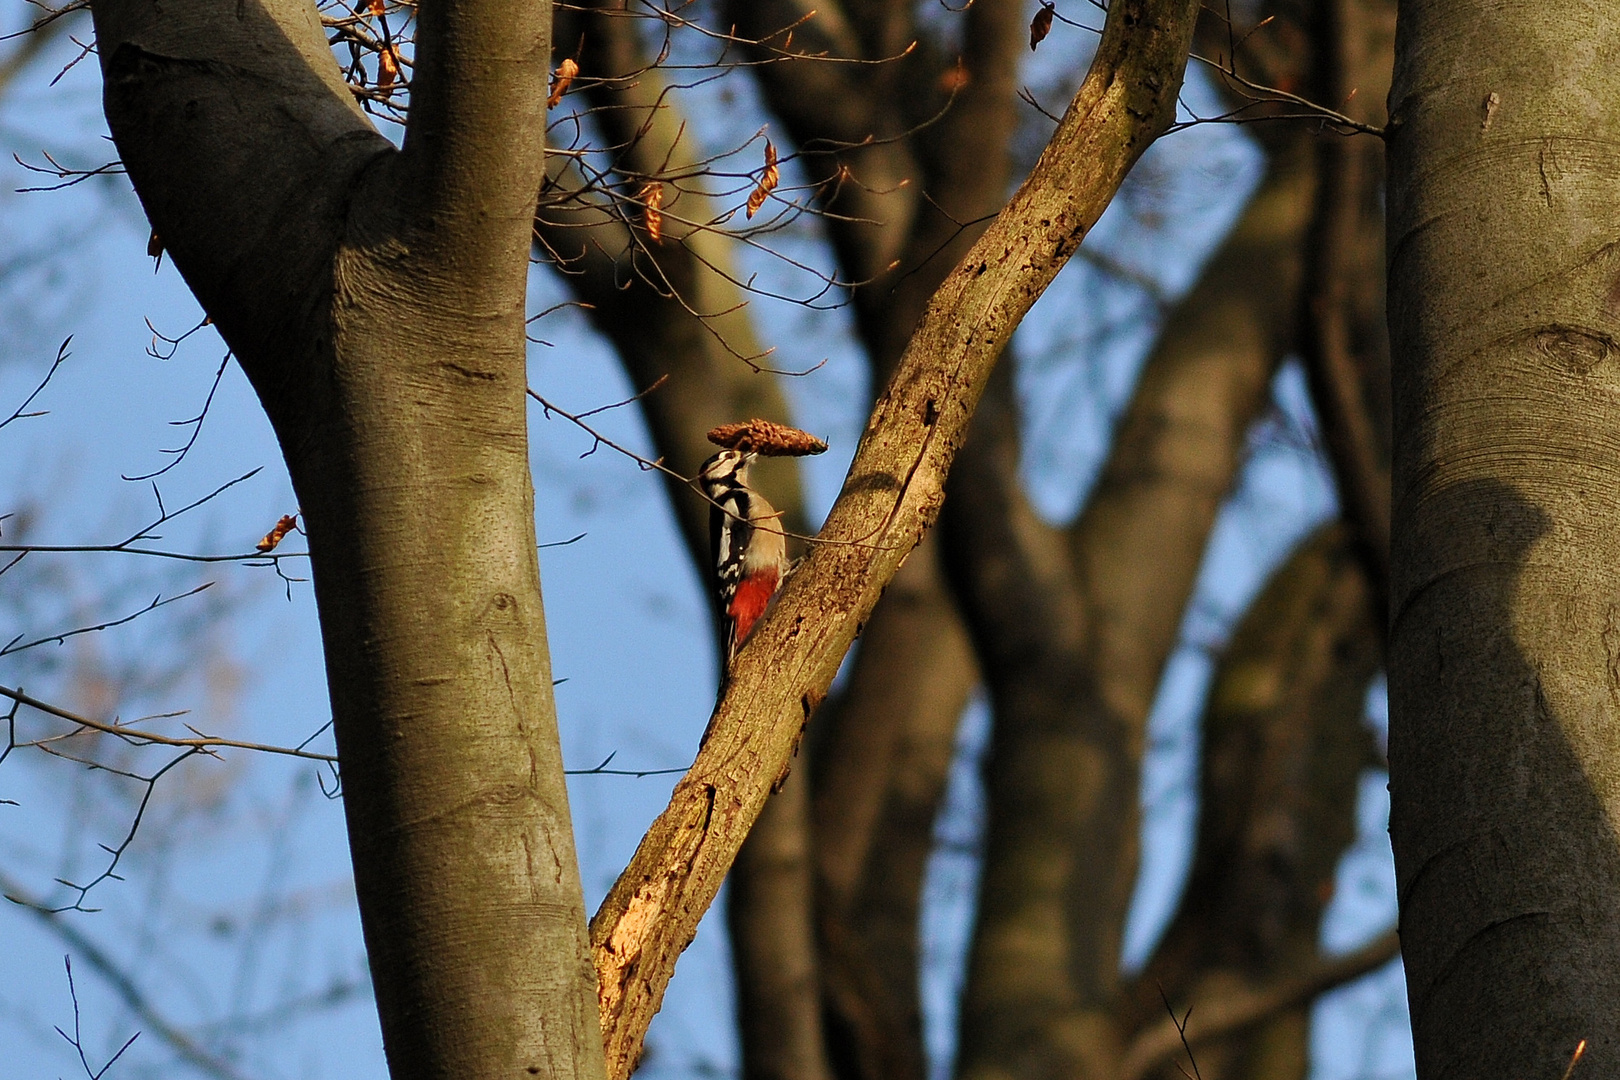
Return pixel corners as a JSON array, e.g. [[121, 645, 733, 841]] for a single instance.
[[585, 1, 1204, 1074]]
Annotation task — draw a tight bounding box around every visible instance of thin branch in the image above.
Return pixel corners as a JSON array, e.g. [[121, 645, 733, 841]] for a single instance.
[[0, 582, 215, 657], [0, 336, 70, 429], [565, 751, 689, 778], [1188, 50, 1385, 138], [529, 386, 885, 552], [1120, 931, 1401, 1080], [0, 873, 251, 1080], [56, 956, 141, 1080], [0, 683, 339, 763], [124, 352, 233, 482]]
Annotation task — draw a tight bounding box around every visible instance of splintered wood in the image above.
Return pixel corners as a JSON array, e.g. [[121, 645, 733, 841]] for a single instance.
[[706, 418, 828, 456]]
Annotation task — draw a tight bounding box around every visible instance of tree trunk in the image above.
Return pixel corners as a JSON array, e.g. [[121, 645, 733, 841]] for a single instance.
[[90, 2, 607, 1078], [1387, 0, 1620, 1073]]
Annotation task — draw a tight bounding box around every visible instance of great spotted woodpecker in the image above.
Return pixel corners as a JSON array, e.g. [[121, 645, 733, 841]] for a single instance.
[[698, 448, 788, 668]]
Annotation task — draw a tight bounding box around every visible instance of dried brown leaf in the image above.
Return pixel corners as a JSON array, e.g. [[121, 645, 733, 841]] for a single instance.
[[257, 514, 299, 553], [1030, 2, 1055, 49], [746, 141, 779, 219], [640, 181, 664, 244], [548, 58, 578, 109], [377, 44, 401, 91]]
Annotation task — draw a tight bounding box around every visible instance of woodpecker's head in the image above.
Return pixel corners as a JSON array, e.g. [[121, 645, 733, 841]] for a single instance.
[[698, 448, 755, 496]]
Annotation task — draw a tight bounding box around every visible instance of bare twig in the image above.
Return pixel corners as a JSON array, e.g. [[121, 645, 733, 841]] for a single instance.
[[0, 876, 251, 1080], [123, 352, 233, 482], [56, 956, 141, 1080], [0, 336, 70, 429], [1120, 931, 1401, 1080], [0, 582, 215, 657], [0, 683, 339, 763], [1186, 50, 1385, 138]]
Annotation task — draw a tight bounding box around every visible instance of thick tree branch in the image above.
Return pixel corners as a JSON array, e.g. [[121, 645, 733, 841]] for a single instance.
[[586, 2, 1202, 1075], [90, 0, 387, 384], [1299, 0, 1393, 614], [948, 135, 1317, 1080], [810, 536, 977, 1080], [1124, 522, 1384, 1078], [399, 0, 549, 275]]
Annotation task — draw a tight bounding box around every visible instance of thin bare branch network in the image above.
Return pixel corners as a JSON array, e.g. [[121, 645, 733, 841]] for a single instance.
[[1176, 50, 1386, 137], [144, 314, 212, 361], [528, 385, 893, 552], [0, 0, 90, 44], [1158, 984, 1205, 1080], [123, 352, 233, 482], [12, 149, 123, 192], [0, 683, 338, 764], [309, 0, 932, 338], [1, 870, 252, 1080], [0, 683, 342, 912], [0, 582, 213, 658], [1008, 6, 1385, 138], [0, 468, 315, 571], [56, 956, 141, 1080]]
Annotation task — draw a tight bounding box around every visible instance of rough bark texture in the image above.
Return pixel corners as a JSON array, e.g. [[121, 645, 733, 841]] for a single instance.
[[587, 2, 1203, 1073], [90, 2, 607, 1078], [1386, 0, 1620, 1074]]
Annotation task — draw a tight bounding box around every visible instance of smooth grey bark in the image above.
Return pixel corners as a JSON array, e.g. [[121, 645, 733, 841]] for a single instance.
[[1386, 0, 1620, 1074], [90, 2, 606, 1078]]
